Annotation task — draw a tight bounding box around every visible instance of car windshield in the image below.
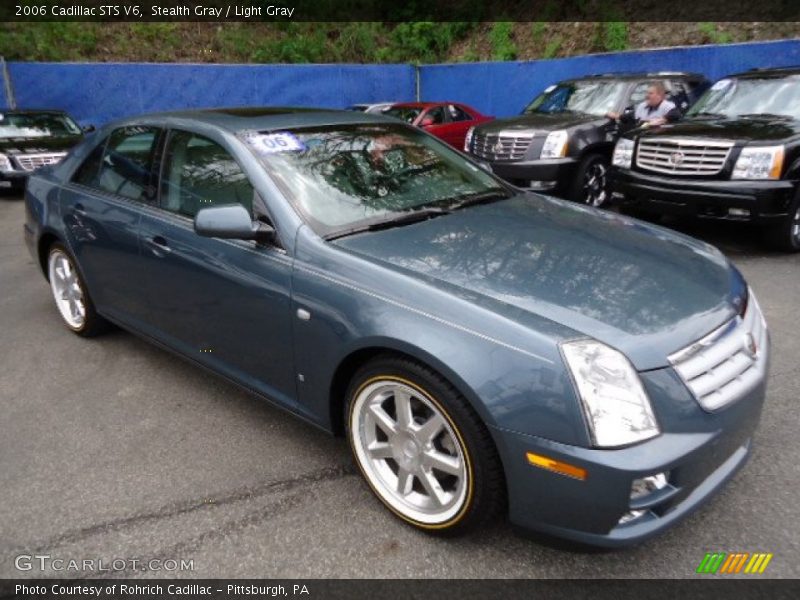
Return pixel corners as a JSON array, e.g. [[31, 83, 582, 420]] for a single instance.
[[0, 112, 81, 138], [524, 81, 627, 116], [241, 124, 508, 237], [687, 76, 800, 120], [383, 107, 423, 123]]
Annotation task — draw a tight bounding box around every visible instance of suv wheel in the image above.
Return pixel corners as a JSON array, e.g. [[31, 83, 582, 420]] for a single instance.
[[571, 154, 610, 208], [766, 193, 800, 252]]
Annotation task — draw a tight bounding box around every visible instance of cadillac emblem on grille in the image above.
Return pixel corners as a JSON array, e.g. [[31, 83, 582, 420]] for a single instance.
[[492, 140, 504, 154], [669, 151, 684, 166]]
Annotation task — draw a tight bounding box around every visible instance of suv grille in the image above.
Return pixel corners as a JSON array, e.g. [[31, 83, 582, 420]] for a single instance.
[[15, 152, 68, 172], [669, 290, 768, 412], [471, 132, 534, 162], [636, 138, 733, 175]]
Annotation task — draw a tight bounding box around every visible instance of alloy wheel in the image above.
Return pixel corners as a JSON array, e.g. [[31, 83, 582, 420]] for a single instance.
[[48, 249, 86, 330], [583, 162, 608, 207], [350, 379, 469, 525]]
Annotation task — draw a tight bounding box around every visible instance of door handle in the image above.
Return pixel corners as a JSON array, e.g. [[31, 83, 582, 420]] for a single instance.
[[145, 235, 171, 257]]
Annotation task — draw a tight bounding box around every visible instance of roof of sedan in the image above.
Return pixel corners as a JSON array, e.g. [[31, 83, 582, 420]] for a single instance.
[[128, 106, 395, 133]]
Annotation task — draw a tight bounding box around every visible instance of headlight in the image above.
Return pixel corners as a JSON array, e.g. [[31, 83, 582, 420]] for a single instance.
[[561, 339, 659, 448], [540, 130, 568, 159], [464, 126, 475, 152], [612, 138, 634, 169], [731, 145, 784, 180], [0, 153, 12, 172]]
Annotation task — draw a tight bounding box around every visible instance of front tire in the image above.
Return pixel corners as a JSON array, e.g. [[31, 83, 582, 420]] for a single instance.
[[570, 153, 610, 208], [346, 355, 504, 535], [47, 243, 109, 337]]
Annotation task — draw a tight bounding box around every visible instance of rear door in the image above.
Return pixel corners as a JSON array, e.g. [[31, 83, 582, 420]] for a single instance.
[[60, 125, 162, 328], [137, 128, 297, 406]]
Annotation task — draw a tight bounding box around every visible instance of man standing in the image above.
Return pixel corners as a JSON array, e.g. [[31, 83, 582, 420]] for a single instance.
[[607, 81, 681, 128]]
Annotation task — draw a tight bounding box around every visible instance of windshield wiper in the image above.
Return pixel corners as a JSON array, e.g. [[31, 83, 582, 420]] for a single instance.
[[447, 188, 511, 210], [689, 111, 728, 119], [738, 113, 793, 121], [324, 207, 451, 241]]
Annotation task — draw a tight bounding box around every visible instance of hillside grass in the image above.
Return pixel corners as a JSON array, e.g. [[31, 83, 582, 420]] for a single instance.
[[0, 22, 798, 64]]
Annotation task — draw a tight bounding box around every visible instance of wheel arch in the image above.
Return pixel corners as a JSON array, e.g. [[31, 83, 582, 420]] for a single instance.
[[327, 340, 494, 437], [37, 229, 63, 280]]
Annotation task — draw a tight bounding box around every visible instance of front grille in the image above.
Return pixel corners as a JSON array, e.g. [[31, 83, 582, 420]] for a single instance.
[[14, 152, 68, 172], [669, 290, 768, 412], [471, 132, 534, 162], [636, 138, 733, 176]]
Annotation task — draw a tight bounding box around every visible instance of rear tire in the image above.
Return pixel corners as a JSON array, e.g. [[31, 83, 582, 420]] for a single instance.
[[570, 154, 611, 208], [47, 242, 109, 337], [345, 355, 505, 535], [765, 193, 800, 252]]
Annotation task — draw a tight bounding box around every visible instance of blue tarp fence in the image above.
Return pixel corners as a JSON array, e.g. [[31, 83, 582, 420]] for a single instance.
[[2, 38, 800, 126]]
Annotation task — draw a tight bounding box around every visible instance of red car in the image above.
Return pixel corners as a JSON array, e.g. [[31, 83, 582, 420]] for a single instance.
[[384, 102, 493, 149]]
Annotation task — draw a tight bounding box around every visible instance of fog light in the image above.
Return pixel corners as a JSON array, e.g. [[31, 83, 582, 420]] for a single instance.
[[618, 509, 647, 525], [728, 207, 750, 218], [631, 472, 669, 499]]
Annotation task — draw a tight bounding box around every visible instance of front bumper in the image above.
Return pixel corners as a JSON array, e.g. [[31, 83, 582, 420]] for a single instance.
[[611, 167, 795, 223], [486, 157, 578, 191], [0, 169, 28, 187], [491, 365, 767, 547]]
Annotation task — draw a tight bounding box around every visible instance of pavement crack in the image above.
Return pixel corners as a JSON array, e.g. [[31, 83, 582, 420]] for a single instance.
[[9, 464, 355, 555]]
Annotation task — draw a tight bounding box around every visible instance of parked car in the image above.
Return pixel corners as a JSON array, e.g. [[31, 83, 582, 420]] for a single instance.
[[611, 66, 800, 252], [384, 101, 493, 149], [465, 72, 709, 207], [25, 107, 768, 547], [0, 109, 89, 192], [348, 102, 395, 114]]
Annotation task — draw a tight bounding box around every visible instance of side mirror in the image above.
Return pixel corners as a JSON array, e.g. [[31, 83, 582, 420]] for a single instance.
[[420, 117, 435, 128], [194, 204, 275, 244], [82, 124, 96, 133]]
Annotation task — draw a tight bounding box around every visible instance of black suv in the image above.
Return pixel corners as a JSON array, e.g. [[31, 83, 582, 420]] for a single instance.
[[464, 72, 709, 206], [0, 109, 87, 193], [611, 67, 800, 252]]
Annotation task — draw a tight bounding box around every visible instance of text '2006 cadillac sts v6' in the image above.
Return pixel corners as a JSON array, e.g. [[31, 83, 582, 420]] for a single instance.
[[24, 107, 769, 547]]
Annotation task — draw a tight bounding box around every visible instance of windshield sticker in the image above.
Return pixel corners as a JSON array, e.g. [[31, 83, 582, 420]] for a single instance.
[[711, 79, 732, 91], [251, 132, 306, 154]]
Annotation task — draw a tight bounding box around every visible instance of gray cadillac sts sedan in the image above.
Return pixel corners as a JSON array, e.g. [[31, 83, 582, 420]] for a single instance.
[[24, 108, 769, 547]]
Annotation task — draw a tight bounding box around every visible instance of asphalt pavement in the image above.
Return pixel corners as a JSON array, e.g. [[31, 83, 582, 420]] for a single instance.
[[1, 191, 798, 578]]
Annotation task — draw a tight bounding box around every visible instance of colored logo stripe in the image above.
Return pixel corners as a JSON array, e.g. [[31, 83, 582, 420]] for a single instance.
[[697, 552, 773, 574]]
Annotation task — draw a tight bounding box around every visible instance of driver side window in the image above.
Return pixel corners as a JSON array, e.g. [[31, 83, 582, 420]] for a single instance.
[[160, 130, 254, 219]]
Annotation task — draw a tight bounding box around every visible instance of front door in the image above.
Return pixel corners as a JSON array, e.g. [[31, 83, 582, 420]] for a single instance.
[[138, 129, 297, 407]]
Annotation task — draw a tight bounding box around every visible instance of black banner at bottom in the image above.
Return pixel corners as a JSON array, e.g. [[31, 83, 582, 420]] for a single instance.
[[1, 580, 799, 600]]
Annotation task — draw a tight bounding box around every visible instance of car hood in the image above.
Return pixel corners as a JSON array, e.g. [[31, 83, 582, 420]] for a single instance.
[[475, 112, 604, 134], [333, 195, 745, 371], [0, 134, 82, 154], [638, 117, 800, 143]]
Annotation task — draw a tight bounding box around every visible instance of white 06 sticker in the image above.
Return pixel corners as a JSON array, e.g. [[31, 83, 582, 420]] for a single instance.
[[255, 132, 305, 154]]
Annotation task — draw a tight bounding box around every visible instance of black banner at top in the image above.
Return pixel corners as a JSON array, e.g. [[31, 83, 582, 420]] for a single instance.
[[2, 0, 800, 22]]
